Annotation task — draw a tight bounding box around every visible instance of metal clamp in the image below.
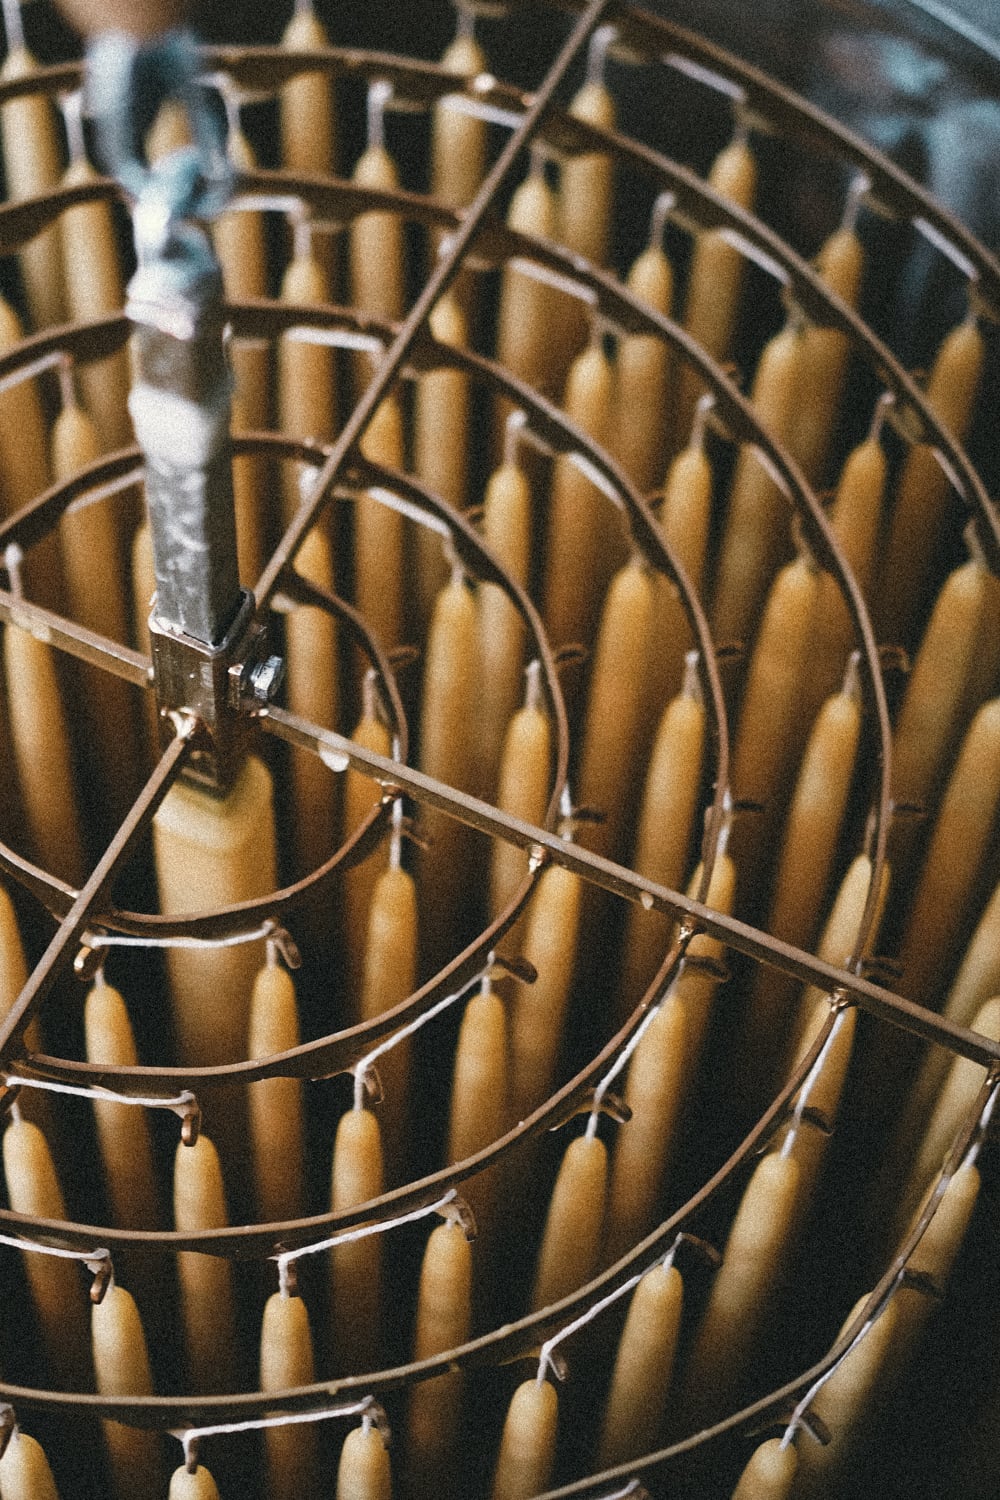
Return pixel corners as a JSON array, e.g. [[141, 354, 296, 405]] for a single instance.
[[88, 28, 279, 790]]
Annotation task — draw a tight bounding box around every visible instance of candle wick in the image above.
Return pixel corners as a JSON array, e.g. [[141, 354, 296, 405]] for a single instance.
[[681, 649, 703, 705], [729, 105, 750, 150], [1, 0, 24, 58], [219, 83, 242, 155], [963, 518, 988, 571], [454, 4, 475, 43], [689, 390, 715, 453], [503, 406, 527, 468], [648, 189, 675, 251], [59, 89, 87, 167], [389, 797, 404, 869], [585, 23, 616, 88], [366, 80, 392, 154], [523, 658, 543, 712], [841, 170, 869, 237], [57, 354, 77, 415], [842, 649, 862, 706], [290, 209, 313, 266], [4, 544, 24, 601], [867, 389, 894, 446], [361, 667, 382, 726]]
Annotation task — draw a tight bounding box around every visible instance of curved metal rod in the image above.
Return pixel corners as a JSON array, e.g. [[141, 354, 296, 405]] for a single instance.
[[0, 1001, 838, 1418], [230, 277, 892, 967], [532, 1064, 1000, 1497], [3, 12, 999, 305]]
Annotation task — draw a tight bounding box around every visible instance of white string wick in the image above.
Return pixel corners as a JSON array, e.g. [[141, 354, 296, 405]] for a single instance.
[[273, 1188, 466, 1289], [780, 1003, 845, 1159], [536, 1264, 647, 1386], [352, 962, 493, 1113], [367, 78, 392, 152]]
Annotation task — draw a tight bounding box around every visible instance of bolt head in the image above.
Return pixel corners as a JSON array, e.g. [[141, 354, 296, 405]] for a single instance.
[[248, 654, 285, 704]]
